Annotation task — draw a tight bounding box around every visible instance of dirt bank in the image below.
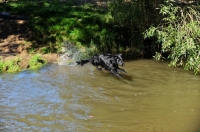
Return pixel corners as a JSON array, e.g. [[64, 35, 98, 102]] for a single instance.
[[0, 17, 59, 69]]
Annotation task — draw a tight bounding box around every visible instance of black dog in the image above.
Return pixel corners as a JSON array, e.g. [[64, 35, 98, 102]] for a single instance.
[[76, 54, 127, 77]]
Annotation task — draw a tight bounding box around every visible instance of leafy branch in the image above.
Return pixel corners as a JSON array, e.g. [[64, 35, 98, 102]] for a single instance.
[[144, 1, 200, 74]]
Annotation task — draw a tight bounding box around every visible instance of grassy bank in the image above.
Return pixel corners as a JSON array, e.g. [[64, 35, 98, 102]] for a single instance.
[[0, 54, 47, 72], [0, 1, 115, 72], [1, 1, 112, 53]]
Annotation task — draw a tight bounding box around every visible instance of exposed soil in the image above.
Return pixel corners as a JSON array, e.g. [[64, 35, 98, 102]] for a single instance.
[[0, 17, 58, 69]]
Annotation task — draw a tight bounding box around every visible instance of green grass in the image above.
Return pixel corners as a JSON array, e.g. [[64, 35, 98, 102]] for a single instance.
[[0, 59, 20, 73], [0, 55, 47, 73], [0, 1, 112, 54], [0, 1, 140, 73], [28, 54, 47, 69]]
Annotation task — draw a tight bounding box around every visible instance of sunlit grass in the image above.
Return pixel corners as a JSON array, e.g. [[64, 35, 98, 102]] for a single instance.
[[0, 59, 20, 73], [28, 54, 47, 69], [0, 1, 117, 56]]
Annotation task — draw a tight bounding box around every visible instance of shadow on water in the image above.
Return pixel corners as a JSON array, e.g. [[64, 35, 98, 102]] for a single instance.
[[121, 74, 133, 81], [0, 59, 200, 132]]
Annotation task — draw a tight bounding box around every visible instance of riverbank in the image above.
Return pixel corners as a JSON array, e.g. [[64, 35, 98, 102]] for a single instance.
[[0, 1, 108, 72], [0, 17, 59, 71]]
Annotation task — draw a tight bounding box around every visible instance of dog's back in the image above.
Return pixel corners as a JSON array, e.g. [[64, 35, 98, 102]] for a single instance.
[[76, 54, 100, 66], [76, 53, 126, 77]]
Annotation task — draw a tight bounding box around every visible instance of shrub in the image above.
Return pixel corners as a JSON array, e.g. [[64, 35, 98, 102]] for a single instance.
[[108, 0, 163, 55], [0, 59, 20, 73], [28, 54, 47, 69], [144, 1, 200, 74]]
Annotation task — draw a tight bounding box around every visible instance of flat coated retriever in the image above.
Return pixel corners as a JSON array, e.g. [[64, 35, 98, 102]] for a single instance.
[[76, 54, 127, 77]]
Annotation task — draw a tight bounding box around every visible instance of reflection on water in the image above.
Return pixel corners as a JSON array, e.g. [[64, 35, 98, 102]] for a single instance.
[[0, 60, 200, 132]]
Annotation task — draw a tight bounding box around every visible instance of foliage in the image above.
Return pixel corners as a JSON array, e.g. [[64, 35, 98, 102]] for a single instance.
[[108, 0, 163, 55], [0, 0, 164, 57], [26, 4, 96, 52], [0, 55, 47, 73], [0, 59, 20, 73], [0, 1, 113, 54], [144, 0, 200, 74], [28, 54, 47, 69]]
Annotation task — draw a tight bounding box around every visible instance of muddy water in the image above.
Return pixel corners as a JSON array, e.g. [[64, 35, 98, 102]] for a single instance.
[[0, 59, 200, 132]]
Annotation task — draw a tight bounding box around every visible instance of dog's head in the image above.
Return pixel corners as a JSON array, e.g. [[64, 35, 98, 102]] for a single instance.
[[114, 54, 125, 66]]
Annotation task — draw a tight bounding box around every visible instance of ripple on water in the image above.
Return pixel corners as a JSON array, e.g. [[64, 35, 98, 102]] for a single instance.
[[0, 61, 200, 132]]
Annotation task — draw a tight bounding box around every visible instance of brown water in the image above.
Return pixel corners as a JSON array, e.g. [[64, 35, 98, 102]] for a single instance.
[[0, 59, 200, 132]]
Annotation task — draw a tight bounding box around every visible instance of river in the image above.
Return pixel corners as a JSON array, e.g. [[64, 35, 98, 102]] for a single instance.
[[0, 59, 200, 132]]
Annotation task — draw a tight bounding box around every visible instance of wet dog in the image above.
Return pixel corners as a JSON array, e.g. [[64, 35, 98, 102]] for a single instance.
[[76, 54, 127, 77]]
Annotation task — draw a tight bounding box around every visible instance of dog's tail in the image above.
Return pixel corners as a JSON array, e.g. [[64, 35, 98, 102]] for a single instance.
[[76, 59, 90, 66]]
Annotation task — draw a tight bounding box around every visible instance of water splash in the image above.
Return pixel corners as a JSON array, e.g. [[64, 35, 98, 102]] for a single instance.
[[58, 42, 81, 66]]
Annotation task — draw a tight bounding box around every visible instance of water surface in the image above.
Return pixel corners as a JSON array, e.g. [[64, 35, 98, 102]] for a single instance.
[[0, 59, 200, 132]]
